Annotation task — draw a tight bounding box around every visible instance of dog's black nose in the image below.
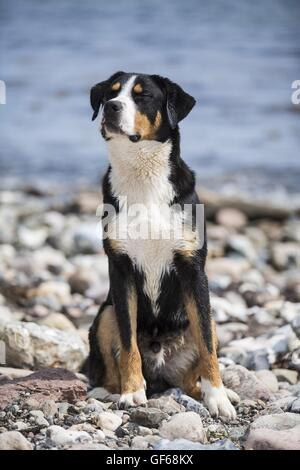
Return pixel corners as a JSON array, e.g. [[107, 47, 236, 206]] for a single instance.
[[105, 100, 122, 113], [150, 341, 161, 353]]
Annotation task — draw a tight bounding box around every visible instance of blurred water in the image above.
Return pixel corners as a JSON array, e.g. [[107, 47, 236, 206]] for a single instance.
[[0, 0, 300, 195]]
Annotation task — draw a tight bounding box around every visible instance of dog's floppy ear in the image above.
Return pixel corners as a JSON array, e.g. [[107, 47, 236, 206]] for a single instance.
[[90, 71, 124, 121], [151, 75, 196, 129]]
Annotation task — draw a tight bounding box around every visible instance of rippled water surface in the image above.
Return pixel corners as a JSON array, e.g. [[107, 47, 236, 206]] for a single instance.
[[0, 0, 300, 195]]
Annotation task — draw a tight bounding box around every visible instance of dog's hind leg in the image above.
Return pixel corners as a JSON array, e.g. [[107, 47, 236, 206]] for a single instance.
[[175, 252, 237, 419]]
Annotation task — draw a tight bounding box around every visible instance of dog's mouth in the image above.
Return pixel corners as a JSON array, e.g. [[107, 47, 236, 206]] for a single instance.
[[101, 118, 141, 143]]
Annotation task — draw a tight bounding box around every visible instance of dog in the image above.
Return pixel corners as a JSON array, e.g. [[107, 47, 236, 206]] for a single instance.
[[86, 71, 239, 419]]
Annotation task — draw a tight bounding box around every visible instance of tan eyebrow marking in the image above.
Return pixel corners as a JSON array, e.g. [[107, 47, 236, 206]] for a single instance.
[[111, 82, 121, 91], [133, 83, 143, 94]]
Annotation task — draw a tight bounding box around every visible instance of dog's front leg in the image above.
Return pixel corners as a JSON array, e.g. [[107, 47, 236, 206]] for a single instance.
[[175, 253, 238, 419], [109, 257, 147, 408]]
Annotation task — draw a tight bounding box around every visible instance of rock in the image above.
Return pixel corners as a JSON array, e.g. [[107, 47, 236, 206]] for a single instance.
[[244, 413, 300, 450], [265, 395, 296, 413], [207, 258, 250, 282], [155, 438, 238, 450], [216, 323, 249, 348], [290, 398, 300, 413], [215, 208, 247, 229], [0, 320, 87, 371], [42, 400, 58, 418], [147, 397, 185, 415], [211, 296, 248, 323], [0, 368, 86, 409], [130, 407, 168, 428], [29, 410, 49, 427], [39, 313, 76, 331], [0, 431, 33, 450], [47, 425, 92, 447], [175, 394, 209, 419], [292, 313, 300, 337], [18, 225, 49, 250], [271, 242, 300, 270], [68, 268, 99, 295], [87, 387, 120, 402], [131, 436, 150, 450], [27, 281, 72, 305], [96, 412, 122, 431], [159, 412, 205, 443], [0, 306, 14, 327], [0, 367, 33, 380], [68, 443, 110, 450], [227, 234, 257, 262], [220, 325, 299, 370], [222, 365, 272, 401], [255, 370, 279, 393], [273, 368, 298, 385]]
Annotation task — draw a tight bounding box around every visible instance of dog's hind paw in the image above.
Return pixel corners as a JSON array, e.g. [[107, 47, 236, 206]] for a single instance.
[[119, 388, 147, 408]]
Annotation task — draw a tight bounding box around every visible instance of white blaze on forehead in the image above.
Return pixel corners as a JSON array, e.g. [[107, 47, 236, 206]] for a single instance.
[[109, 75, 137, 135]]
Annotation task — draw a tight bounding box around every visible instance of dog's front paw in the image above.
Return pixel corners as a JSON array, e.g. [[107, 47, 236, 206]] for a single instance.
[[202, 379, 237, 420], [119, 388, 147, 408]]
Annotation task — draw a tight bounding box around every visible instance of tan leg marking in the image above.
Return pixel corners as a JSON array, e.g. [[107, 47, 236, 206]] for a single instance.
[[184, 296, 237, 418], [184, 296, 221, 387], [119, 289, 145, 394], [97, 305, 121, 393]]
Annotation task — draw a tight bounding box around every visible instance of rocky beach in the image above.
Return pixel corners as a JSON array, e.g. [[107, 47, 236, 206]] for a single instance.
[[0, 185, 299, 451]]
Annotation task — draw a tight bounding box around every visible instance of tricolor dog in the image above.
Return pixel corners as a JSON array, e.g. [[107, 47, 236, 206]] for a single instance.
[[86, 71, 239, 419]]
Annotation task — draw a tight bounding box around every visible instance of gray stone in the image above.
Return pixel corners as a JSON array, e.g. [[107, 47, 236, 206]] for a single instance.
[[222, 365, 272, 401], [244, 413, 300, 450], [155, 438, 238, 450], [0, 431, 33, 450], [290, 398, 300, 413], [0, 320, 87, 371], [255, 370, 279, 392], [273, 368, 298, 385], [159, 412, 205, 443], [147, 396, 184, 415], [130, 407, 168, 428], [39, 313, 75, 331]]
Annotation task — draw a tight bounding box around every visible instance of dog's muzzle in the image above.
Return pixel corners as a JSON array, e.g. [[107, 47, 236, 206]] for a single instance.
[[103, 100, 141, 142]]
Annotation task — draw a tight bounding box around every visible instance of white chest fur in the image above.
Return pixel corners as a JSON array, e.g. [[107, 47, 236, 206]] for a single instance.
[[106, 137, 185, 314]]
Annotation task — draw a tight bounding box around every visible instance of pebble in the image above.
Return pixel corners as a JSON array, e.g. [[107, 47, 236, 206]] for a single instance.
[[1, 187, 300, 451], [272, 368, 299, 385], [47, 425, 92, 447], [96, 411, 122, 432], [155, 438, 238, 450], [130, 407, 169, 428], [159, 412, 205, 443], [0, 431, 33, 450], [255, 370, 279, 393], [39, 313, 76, 331]]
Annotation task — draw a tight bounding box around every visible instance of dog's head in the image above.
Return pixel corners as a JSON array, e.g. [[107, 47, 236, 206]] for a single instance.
[[90, 72, 196, 142]]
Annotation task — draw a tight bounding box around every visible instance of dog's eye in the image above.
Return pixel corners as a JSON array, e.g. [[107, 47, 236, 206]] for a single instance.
[[136, 91, 152, 99]]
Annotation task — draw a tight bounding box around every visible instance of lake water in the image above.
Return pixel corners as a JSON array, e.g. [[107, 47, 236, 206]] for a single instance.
[[0, 0, 300, 197]]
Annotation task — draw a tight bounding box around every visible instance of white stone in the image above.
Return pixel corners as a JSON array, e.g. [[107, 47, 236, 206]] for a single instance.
[[159, 412, 205, 443], [96, 411, 122, 432]]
